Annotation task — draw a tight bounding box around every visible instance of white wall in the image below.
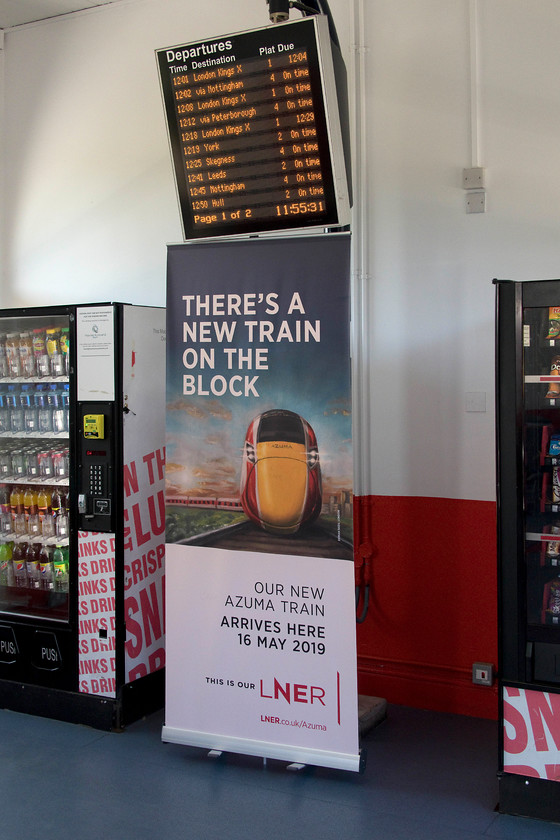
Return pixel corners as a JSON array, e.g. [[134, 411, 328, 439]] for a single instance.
[[0, 29, 5, 305], [1, 0, 299, 307], [361, 0, 560, 502], [2, 0, 560, 504]]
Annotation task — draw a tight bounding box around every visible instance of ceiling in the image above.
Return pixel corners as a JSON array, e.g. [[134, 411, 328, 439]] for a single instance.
[[0, 0, 129, 29]]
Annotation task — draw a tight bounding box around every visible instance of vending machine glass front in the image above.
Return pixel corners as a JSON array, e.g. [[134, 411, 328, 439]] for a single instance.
[[523, 304, 560, 681], [0, 313, 70, 622]]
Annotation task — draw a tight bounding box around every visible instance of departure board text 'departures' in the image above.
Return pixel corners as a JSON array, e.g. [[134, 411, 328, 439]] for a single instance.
[[156, 16, 350, 240]]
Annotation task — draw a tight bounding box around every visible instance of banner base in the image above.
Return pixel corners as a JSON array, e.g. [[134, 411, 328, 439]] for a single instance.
[[162, 725, 365, 773]]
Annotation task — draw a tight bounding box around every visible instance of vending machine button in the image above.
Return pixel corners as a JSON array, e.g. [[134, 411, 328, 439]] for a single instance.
[[0, 625, 19, 664], [31, 631, 62, 671]]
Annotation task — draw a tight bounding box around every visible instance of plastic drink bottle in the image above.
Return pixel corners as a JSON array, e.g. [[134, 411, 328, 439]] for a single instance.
[[24, 487, 38, 520], [5, 334, 21, 378], [53, 545, 69, 593], [7, 385, 23, 433], [60, 328, 70, 376], [26, 542, 41, 589], [46, 329, 63, 377], [0, 487, 10, 535], [22, 384, 38, 433], [37, 488, 52, 523], [27, 512, 41, 538], [19, 332, 35, 378], [0, 541, 14, 586], [26, 447, 40, 479], [39, 544, 54, 591], [32, 329, 49, 378], [47, 383, 60, 407], [50, 386, 66, 434], [0, 486, 11, 516], [13, 511, 26, 538], [12, 542, 28, 588], [0, 543, 6, 585], [38, 450, 54, 479], [50, 488, 62, 520], [0, 334, 8, 377], [10, 486, 24, 524], [61, 384, 70, 431], [10, 449, 25, 479], [0, 389, 10, 433], [35, 385, 52, 433]]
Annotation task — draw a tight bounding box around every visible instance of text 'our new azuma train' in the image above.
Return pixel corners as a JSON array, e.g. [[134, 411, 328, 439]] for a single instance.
[[240, 409, 322, 536]]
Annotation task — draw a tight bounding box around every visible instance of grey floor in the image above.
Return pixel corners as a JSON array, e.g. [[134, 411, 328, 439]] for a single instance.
[[1, 703, 560, 840]]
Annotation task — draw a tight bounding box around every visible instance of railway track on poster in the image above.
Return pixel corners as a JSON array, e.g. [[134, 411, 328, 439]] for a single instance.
[[176, 520, 353, 560]]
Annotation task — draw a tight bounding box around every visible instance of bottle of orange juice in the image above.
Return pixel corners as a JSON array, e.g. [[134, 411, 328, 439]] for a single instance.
[[37, 487, 52, 522], [10, 485, 24, 522], [24, 486, 38, 520]]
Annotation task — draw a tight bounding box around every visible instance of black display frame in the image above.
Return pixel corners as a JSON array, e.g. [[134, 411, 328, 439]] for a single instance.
[[495, 278, 560, 822], [156, 15, 350, 240]]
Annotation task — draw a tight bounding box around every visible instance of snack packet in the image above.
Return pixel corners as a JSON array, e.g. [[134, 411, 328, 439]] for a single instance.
[[546, 355, 560, 398], [547, 307, 560, 339], [549, 434, 560, 456], [546, 524, 560, 557], [544, 578, 560, 621], [553, 467, 560, 502]]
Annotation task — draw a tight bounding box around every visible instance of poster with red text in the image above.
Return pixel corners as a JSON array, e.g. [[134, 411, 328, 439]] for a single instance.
[[503, 686, 560, 781], [122, 306, 166, 684], [163, 236, 360, 770], [78, 530, 117, 697]]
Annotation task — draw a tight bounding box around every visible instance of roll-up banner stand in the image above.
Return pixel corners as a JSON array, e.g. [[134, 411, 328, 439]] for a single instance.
[[163, 234, 361, 771]]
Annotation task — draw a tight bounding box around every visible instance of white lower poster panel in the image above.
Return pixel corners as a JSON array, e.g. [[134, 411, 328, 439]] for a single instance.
[[503, 686, 560, 781], [163, 543, 361, 771]]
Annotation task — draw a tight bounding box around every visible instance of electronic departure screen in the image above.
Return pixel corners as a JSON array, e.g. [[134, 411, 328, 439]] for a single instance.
[[156, 16, 350, 240]]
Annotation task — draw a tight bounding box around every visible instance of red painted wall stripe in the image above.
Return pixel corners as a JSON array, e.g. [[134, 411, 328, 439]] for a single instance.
[[354, 495, 498, 720]]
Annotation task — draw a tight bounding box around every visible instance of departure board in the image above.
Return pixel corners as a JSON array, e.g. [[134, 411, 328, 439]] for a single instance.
[[156, 16, 350, 240]]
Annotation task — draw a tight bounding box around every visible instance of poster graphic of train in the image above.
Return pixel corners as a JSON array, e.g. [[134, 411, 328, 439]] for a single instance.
[[165, 235, 352, 560]]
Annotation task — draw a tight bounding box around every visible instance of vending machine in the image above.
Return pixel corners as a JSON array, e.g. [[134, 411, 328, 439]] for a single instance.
[[495, 278, 560, 821], [0, 303, 166, 730]]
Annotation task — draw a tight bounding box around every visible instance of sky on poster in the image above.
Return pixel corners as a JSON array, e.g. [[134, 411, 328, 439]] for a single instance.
[[165, 236, 351, 500]]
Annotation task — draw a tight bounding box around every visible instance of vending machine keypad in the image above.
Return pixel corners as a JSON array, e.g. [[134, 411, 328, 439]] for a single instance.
[[77, 403, 114, 532], [88, 464, 105, 495]]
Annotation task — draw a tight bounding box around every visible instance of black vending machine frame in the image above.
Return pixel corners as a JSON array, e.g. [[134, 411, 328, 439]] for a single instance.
[[0, 303, 164, 730], [495, 278, 560, 822]]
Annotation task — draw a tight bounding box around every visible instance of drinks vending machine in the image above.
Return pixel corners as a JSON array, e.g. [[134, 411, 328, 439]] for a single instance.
[[495, 278, 560, 821], [0, 303, 166, 729]]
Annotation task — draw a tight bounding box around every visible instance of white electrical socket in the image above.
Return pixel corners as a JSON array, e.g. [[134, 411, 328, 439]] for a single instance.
[[472, 662, 493, 686], [463, 167, 485, 189], [466, 191, 486, 214]]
